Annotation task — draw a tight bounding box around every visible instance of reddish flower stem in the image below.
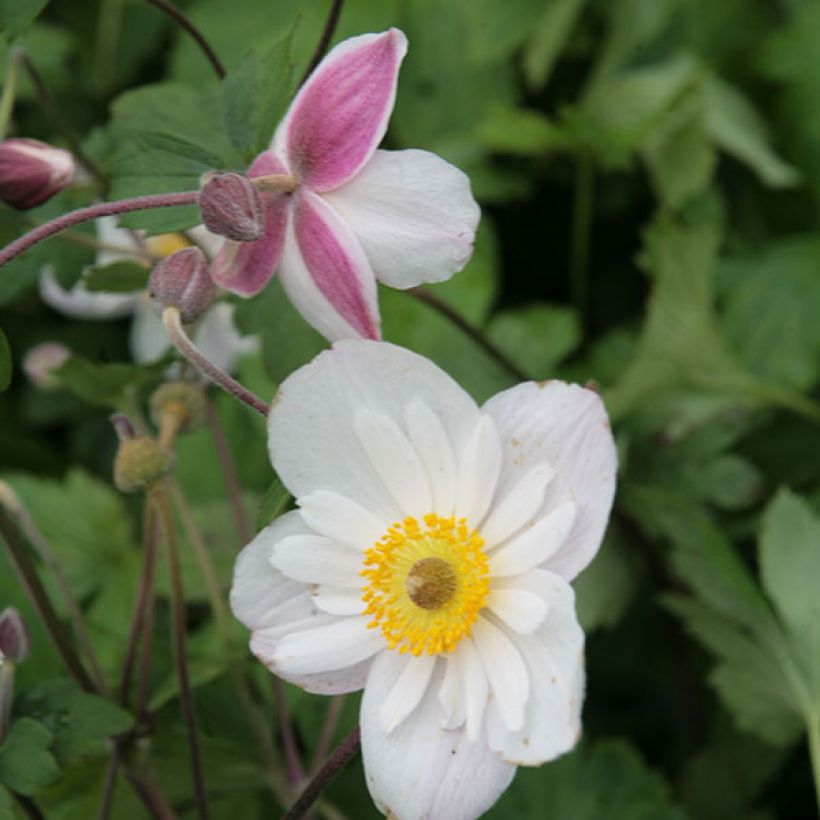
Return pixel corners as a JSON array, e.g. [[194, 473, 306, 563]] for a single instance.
[[300, 0, 345, 85], [0, 191, 199, 269]]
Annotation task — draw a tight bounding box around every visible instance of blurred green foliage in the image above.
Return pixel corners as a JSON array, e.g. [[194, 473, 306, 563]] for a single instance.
[[1, 0, 819, 817]]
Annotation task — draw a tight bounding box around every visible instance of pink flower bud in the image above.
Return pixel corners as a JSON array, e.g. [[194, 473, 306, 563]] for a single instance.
[[148, 247, 214, 323], [0, 608, 29, 663], [198, 172, 263, 242], [23, 342, 71, 390], [0, 138, 75, 210]]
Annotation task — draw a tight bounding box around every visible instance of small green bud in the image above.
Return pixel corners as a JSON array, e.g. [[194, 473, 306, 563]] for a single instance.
[[114, 436, 173, 493], [150, 381, 207, 435]]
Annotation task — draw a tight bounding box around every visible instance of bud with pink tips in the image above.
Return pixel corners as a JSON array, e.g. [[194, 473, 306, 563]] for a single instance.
[[199, 171, 264, 242], [0, 138, 75, 210], [148, 247, 214, 324]]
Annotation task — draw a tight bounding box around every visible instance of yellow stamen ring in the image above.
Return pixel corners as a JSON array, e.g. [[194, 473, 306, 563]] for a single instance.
[[361, 514, 489, 656]]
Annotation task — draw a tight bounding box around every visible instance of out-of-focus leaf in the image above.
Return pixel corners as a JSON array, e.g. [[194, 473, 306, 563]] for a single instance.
[[457, 0, 543, 65], [221, 33, 294, 161], [17, 681, 133, 762], [0, 718, 59, 796], [479, 106, 571, 156], [523, 0, 587, 89], [703, 75, 799, 188], [487, 303, 580, 378], [55, 355, 169, 409], [0, 784, 12, 820], [83, 261, 149, 294], [488, 739, 687, 819], [759, 490, 820, 694], [0, 0, 47, 39], [0, 327, 10, 392]]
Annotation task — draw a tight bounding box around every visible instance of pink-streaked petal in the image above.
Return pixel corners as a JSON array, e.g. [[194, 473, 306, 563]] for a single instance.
[[279, 190, 380, 341], [211, 151, 290, 297], [482, 381, 617, 581], [276, 30, 407, 192], [325, 149, 481, 288]]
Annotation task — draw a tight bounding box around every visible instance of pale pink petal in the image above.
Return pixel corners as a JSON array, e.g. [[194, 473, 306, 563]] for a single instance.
[[211, 151, 290, 297], [325, 149, 480, 288], [276, 30, 408, 192], [482, 381, 617, 581], [279, 190, 380, 341], [361, 653, 516, 819]]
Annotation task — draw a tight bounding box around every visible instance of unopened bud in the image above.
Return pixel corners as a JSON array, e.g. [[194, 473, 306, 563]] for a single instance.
[[198, 172, 264, 242], [22, 342, 71, 390], [0, 608, 29, 663], [148, 248, 213, 324], [114, 436, 173, 493], [150, 381, 207, 436], [0, 138, 75, 210]]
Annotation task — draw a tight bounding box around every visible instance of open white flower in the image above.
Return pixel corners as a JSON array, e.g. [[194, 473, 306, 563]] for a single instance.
[[231, 341, 617, 819], [38, 217, 257, 374]]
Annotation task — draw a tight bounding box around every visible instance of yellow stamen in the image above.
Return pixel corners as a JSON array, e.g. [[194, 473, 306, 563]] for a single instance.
[[146, 232, 191, 258], [360, 514, 489, 656]]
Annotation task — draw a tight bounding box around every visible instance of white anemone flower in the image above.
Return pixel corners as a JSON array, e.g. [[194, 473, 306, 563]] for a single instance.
[[39, 217, 257, 374], [231, 341, 617, 819]]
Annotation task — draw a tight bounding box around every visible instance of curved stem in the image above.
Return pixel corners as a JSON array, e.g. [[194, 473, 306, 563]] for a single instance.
[[151, 485, 209, 820], [0, 190, 198, 269], [407, 287, 530, 382], [162, 307, 270, 417], [282, 726, 360, 820], [301, 0, 345, 85], [274, 679, 304, 787], [144, 0, 226, 80], [310, 696, 345, 775], [97, 749, 120, 820]]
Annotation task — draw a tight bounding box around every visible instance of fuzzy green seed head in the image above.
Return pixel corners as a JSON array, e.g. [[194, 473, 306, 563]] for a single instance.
[[114, 436, 173, 493]]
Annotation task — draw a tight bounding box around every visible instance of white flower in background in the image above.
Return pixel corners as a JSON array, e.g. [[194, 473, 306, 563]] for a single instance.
[[39, 217, 257, 374], [231, 341, 617, 819]]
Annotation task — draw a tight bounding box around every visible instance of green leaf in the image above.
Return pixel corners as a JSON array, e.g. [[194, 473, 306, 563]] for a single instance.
[[0, 0, 48, 39], [0, 784, 12, 820], [0, 327, 10, 393], [479, 106, 571, 156], [18, 682, 133, 762], [487, 303, 580, 379], [523, 0, 586, 89], [83, 261, 150, 294], [0, 718, 59, 796], [457, 0, 544, 65], [257, 475, 292, 531], [488, 739, 686, 819], [55, 355, 169, 409], [221, 34, 294, 160], [704, 75, 799, 188], [759, 490, 820, 694]]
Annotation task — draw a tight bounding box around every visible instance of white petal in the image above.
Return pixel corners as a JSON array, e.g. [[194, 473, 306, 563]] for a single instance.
[[269, 340, 480, 522], [480, 462, 554, 548], [324, 148, 480, 289], [437, 655, 465, 730], [187, 224, 224, 259], [95, 216, 144, 267], [271, 615, 382, 676], [270, 534, 363, 586], [486, 588, 548, 635], [298, 490, 387, 550], [379, 651, 437, 733], [486, 574, 584, 764], [39, 267, 140, 320], [455, 638, 489, 742], [405, 400, 457, 517], [454, 415, 502, 528], [471, 616, 529, 732], [129, 296, 169, 363], [312, 586, 366, 616], [192, 303, 258, 375], [489, 501, 577, 577], [361, 654, 516, 820], [482, 381, 617, 580], [353, 408, 432, 517]]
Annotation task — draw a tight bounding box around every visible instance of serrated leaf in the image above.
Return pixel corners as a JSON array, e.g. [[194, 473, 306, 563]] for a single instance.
[[0, 718, 59, 796], [221, 34, 294, 160], [83, 261, 149, 294], [0, 327, 10, 392]]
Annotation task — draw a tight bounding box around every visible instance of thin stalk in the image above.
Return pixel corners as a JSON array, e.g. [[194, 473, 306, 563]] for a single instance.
[[97, 749, 120, 820], [0, 190, 198, 269], [570, 148, 594, 322], [151, 485, 209, 820], [0, 47, 22, 139], [0, 482, 107, 692], [282, 727, 361, 820], [144, 0, 226, 79], [94, 0, 124, 96], [300, 0, 345, 84], [309, 696, 346, 776], [18, 52, 108, 191], [162, 307, 270, 417], [407, 287, 530, 382], [204, 397, 251, 545], [808, 711, 820, 817], [0, 662, 14, 744], [274, 678, 305, 787], [122, 769, 179, 820], [0, 506, 95, 692], [12, 793, 45, 820]]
